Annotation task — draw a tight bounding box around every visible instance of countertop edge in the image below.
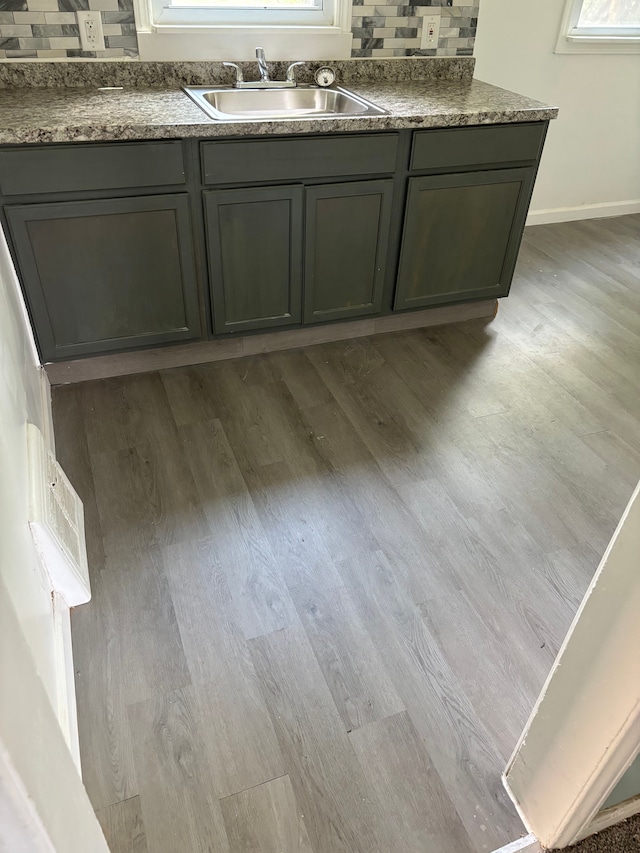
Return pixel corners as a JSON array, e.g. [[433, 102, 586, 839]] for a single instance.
[[0, 106, 559, 145]]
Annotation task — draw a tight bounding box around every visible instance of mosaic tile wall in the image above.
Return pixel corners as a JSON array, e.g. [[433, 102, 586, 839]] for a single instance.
[[0, 0, 138, 59], [0, 0, 477, 60], [352, 1, 478, 57]]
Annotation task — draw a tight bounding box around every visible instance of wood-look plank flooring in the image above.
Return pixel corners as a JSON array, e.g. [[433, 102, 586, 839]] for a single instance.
[[54, 214, 640, 853]]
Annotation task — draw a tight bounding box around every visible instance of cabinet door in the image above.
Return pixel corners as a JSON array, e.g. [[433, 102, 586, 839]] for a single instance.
[[204, 185, 303, 334], [6, 194, 200, 362], [304, 180, 394, 324], [394, 168, 535, 311]]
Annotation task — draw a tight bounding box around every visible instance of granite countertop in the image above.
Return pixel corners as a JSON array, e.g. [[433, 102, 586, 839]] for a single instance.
[[0, 60, 558, 144]]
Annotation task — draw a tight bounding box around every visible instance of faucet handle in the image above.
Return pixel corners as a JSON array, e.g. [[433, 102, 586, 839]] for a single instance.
[[222, 61, 244, 86], [286, 61, 305, 85]]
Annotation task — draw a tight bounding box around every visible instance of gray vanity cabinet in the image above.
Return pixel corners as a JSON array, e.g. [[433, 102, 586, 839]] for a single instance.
[[204, 179, 395, 332], [201, 134, 400, 334], [204, 185, 304, 333], [6, 194, 201, 362], [395, 167, 536, 311], [0, 124, 548, 362], [304, 180, 394, 323]]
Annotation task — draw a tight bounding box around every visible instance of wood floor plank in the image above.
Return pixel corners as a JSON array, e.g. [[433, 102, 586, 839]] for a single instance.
[[128, 687, 230, 853], [188, 362, 286, 468], [305, 340, 436, 488], [291, 575, 405, 732], [391, 485, 557, 750], [336, 548, 522, 851], [72, 571, 139, 811], [96, 796, 148, 853], [92, 548, 191, 707], [580, 428, 640, 488], [51, 385, 106, 572], [162, 537, 286, 797], [178, 418, 298, 639], [53, 387, 139, 811], [380, 323, 628, 545], [350, 711, 473, 853], [249, 623, 396, 853], [160, 364, 222, 426], [429, 399, 613, 557], [270, 348, 336, 411], [403, 322, 605, 439], [90, 372, 209, 547], [240, 458, 362, 593], [374, 326, 509, 422], [75, 376, 134, 454], [298, 398, 491, 606], [220, 774, 314, 853], [306, 337, 506, 518], [530, 347, 640, 451], [534, 545, 599, 617], [533, 222, 640, 313], [90, 436, 208, 554]]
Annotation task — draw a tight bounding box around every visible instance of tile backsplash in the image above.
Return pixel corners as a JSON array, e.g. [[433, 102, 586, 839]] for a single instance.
[[352, 2, 477, 57], [0, 0, 476, 61], [0, 0, 137, 60]]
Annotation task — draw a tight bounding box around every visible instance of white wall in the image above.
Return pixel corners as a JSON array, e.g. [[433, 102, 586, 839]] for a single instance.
[[474, 0, 640, 222], [0, 222, 59, 712], [0, 232, 109, 852]]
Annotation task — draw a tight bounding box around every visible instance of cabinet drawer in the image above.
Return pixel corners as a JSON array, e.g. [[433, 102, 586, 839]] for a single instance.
[[201, 133, 399, 185], [411, 123, 546, 172], [0, 141, 186, 196]]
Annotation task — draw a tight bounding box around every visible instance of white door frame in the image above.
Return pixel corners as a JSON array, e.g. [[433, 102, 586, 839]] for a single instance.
[[502, 481, 640, 849]]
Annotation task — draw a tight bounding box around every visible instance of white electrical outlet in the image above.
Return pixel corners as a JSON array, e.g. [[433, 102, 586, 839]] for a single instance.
[[76, 10, 105, 52], [420, 12, 441, 49]]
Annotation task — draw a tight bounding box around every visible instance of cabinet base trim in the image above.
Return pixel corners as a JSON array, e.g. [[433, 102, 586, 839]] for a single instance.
[[45, 300, 497, 385]]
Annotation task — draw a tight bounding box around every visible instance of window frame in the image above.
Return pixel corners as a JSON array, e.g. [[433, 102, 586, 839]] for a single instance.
[[154, 0, 332, 28], [556, 0, 640, 54], [133, 0, 352, 61]]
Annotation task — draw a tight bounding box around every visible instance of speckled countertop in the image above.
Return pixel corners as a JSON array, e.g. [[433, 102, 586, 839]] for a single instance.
[[0, 59, 558, 144]]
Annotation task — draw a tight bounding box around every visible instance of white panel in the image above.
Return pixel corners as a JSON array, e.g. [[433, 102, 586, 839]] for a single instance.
[[504, 483, 640, 848], [27, 423, 90, 607]]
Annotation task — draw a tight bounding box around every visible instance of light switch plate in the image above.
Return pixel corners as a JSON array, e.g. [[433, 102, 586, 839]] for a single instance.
[[420, 11, 441, 49], [76, 10, 105, 52]]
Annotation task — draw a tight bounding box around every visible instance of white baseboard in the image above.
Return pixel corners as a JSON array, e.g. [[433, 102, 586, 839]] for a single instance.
[[526, 199, 640, 226], [490, 834, 541, 853]]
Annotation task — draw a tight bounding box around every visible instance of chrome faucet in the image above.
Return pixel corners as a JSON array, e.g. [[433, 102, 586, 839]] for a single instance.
[[256, 47, 269, 83], [222, 50, 305, 89]]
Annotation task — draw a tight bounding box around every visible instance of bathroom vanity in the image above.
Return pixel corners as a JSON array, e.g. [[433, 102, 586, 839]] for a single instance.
[[0, 58, 557, 377]]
